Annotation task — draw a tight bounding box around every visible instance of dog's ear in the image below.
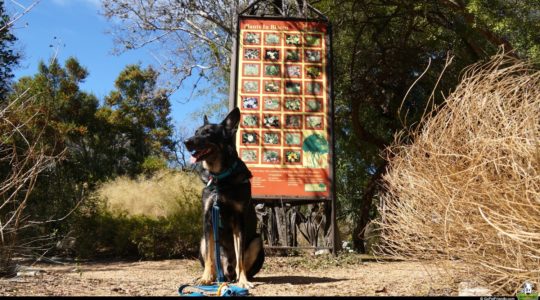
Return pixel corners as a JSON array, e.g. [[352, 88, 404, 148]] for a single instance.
[[221, 107, 240, 135], [203, 115, 209, 125]]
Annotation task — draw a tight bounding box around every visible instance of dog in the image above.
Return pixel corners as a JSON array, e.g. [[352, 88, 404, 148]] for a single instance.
[[183, 107, 264, 289]]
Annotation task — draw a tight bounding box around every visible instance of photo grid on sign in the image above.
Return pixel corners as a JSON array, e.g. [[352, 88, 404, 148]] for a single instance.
[[238, 25, 327, 168]]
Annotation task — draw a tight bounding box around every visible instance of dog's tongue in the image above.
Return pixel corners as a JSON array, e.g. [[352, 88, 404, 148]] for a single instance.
[[190, 148, 211, 163], [190, 151, 204, 163]]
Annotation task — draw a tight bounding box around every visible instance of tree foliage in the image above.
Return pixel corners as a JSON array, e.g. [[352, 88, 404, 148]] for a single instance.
[[318, 0, 540, 251], [103, 64, 175, 175], [0, 0, 20, 99], [4, 58, 177, 257], [0, 89, 60, 275]]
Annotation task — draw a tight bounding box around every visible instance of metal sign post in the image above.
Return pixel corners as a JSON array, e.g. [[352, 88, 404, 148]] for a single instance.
[[230, 0, 337, 255]]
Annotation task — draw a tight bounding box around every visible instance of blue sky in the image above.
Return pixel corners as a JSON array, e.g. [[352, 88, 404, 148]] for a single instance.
[[11, 0, 212, 128]]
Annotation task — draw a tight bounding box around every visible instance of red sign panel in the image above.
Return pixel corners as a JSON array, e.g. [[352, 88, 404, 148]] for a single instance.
[[235, 18, 332, 199]]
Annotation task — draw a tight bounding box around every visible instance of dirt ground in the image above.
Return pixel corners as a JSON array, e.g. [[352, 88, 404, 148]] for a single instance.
[[0, 254, 462, 296]]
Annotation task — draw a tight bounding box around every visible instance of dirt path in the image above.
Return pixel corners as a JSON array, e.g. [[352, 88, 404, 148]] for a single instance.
[[0, 254, 460, 296]]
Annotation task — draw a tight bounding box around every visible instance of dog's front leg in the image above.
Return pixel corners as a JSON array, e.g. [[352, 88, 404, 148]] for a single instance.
[[233, 225, 254, 289], [198, 218, 216, 285]]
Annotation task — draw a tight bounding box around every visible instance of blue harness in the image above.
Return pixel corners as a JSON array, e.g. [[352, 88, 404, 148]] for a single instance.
[[179, 161, 249, 297]]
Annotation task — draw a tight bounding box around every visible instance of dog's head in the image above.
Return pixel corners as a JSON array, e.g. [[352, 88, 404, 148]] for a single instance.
[[184, 107, 240, 167]]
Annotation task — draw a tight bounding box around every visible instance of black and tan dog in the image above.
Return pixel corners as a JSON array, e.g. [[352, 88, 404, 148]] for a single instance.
[[183, 107, 264, 289]]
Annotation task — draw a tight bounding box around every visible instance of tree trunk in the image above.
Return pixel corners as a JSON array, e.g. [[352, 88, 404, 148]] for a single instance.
[[352, 162, 387, 253]]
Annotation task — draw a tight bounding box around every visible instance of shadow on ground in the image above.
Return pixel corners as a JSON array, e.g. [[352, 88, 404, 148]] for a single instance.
[[256, 275, 346, 285]]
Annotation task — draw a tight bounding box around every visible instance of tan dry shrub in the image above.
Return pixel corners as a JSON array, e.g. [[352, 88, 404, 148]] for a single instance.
[[96, 170, 202, 218], [376, 53, 540, 293]]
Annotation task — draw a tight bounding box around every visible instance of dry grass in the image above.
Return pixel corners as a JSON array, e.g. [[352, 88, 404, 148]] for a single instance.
[[375, 53, 540, 294], [96, 170, 202, 218]]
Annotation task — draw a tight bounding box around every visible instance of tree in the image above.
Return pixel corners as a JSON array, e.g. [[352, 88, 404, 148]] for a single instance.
[[8, 57, 103, 227], [4, 57, 178, 261], [0, 0, 21, 99], [101, 0, 243, 96], [0, 90, 60, 276], [10, 58, 176, 215], [103, 64, 175, 175], [318, 0, 540, 252]]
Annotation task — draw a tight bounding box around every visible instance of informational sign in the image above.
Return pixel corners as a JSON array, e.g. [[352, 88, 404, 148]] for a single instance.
[[235, 17, 333, 199]]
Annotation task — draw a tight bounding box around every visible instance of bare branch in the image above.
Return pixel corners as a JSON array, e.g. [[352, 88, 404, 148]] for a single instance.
[[1, 91, 64, 275], [1, 0, 40, 32], [101, 0, 246, 91]]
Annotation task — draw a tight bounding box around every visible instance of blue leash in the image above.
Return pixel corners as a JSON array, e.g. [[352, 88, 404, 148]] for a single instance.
[[211, 199, 225, 283], [179, 196, 249, 297], [178, 284, 249, 297]]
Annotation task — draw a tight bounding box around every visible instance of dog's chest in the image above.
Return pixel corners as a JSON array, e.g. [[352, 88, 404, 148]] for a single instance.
[[204, 189, 245, 213]]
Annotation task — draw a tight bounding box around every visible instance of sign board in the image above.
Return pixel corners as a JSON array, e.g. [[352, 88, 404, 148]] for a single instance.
[[235, 17, 333, 199]]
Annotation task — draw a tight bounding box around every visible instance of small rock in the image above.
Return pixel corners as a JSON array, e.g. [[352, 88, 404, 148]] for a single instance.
[[16, 270, 40, 277], [15, 266, 45, 277], [314, 249, 330, 256]]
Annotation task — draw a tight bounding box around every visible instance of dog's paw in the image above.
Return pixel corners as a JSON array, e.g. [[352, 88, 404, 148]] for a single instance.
[[195, 274, 214, 285], [236, 277, 255, 289]]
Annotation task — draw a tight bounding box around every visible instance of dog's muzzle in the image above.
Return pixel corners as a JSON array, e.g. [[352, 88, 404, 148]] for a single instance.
[[184, 137, 214, 162]]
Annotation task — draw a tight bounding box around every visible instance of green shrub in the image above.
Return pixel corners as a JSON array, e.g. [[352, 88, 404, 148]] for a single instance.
[[141, 156, 168, 174]]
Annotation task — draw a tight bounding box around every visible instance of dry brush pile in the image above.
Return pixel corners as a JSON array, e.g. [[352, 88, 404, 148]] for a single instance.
[[376, 54, 540, 293]]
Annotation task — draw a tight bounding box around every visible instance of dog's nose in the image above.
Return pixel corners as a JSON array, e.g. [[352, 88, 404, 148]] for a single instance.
[[184, 138, 194, 150]]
